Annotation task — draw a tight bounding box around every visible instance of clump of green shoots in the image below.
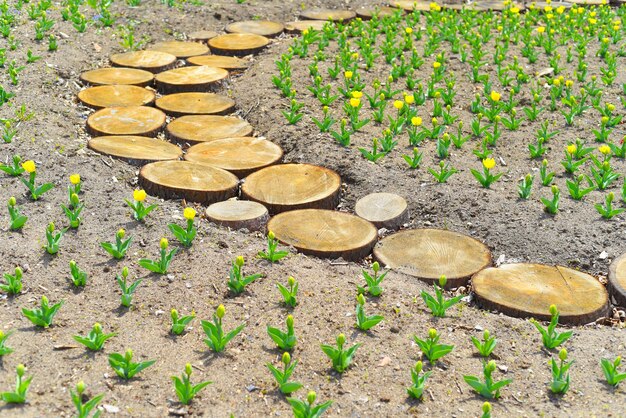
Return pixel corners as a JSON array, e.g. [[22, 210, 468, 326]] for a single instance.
[[258, 231, 289, 262], [471, 330, 497, 358], [61, 193, 83, 228], [20, 160, 54, 200], [100, 228, 132, 259], [0, 155, 25, 176], [355, 294, 384, 331], [172, 363, 212, 405], [541, 185, 560, 215], [71, 381, 104, 418], [471, 158, 503, 188], [287, 390, 333, 418], [550, 348, 573, 394], [267, 314, 297, 351], [117, 267, 141, 308], [321, 333, 361, 373], [357, 261, 387, 296], [518, 174, 534, 199], [44, 222, 65, 255], [7, 196, 27, 230], [464, 360, 512, 399], [428, 160, 458, 183], [22, 295, 63, 328], [125, 189, 157, 221], [0, 330, 14, 356], [406, 361, 431, 400], [0, 364, 32, 404], [228, 256, 262, 295], [168, 207, 197, 247], [138, 238, 177, 274], [421, 274, 463, 317], [413, 328, 454, 364], [595, 192, 624, 219], [201, 304, 245, 353], [171, 309, 195, 335], [1, 266, 23, 295], [108, 349, 155, 380], [600, 356, 626, 387], [73, 323, 116, 351], [277, 276, 298, 308], [68, 260, 88, 287], [267, 352, 303, 395], [530, 304, 572, 349]]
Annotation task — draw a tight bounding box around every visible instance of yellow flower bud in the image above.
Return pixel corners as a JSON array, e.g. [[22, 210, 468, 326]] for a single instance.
[[428, 328, 437, 339], [357, 293, 365, 305], [185, 363, 192, 375], [282, 351, 291, 365], [549, 304, 558, 316], [405, 95, 415, 105], [216, 304, 225, 319], [415, 361, 423, 373], [70, 174, 81, 185], [8, 196, 16, 206], [344, 70, 353, 79], [133, 189, 147, 202], [337, 333, 346, 346], [286, 314, 294, 328], [599, 145, 611, 155], [490, 91, 501, 102], [439, 274, 447, 287], [117, 228, 125, 239], [483, 402, 492, 413], [160, 238, 169, 250], [405, 27, 413, 34], [22, 160, 36, 173], [16, 364, 25, 377], [349, 98, 361, 108], [288, 276, 296, 286], [76, 381, 85, 394], [566, 144, 576, 154], [372, 261, 380, 272], [559, 348, 568, 361], [183, 207, 196, 220], [268, 230, 276, 240], [482, 158, 496, 170], [235, 256, 244, 267], [307, 391, 316, 405]]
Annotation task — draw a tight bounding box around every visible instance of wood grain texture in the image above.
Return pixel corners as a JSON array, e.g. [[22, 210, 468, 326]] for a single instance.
[[188, 30, 219, 42], [225, 21, 284, 37], [88, 135, 182, 165], [79, 68, 154, 87], [354, 192, 408, 230], [78, 85, 155, 109], [356, 6, 402, 19], [300, 8, 357, 21], [155, 92, 235, 117], [149, 41, 209, 58], [110, 50, 177, 73], [608, 253, 626, 308], [166, 115, 252, 144], [284, 20, 328, 33], [205, 200, 269, 231], [155, 66, 229, 94], [208, 33, 270, 56], [86, 106, 166, 137], [187, 55, 249, 71]]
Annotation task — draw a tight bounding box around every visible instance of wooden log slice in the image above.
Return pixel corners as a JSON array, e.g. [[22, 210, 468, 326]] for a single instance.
[[187, 55, 249, 71], [184, 137, 282, 178], [568, 0, 602, 4], [391, 1, 433, 11], [149, 41, 210, 59], [356, 6, 402, 19], [225, 20, 284, 37], [166, 115, 252, 144], [87, 106, 166, 137], [79, 68, 154, 87], [284, 20, 328, 33], [110, 50, 177, 74], [77, 85, 156, 109], [205, 200, 269, 231], [241, 164, 341, 214], [533, 1, 573, 8], [155, 66, 229, 94], [373, 229, 491, 288], [139, 161, 239, 204], [608, 253, 626, 308], [155, 92, 235, 117], [267, 209, 377, 261], [473, 264, 609, 325], [354, 192, 408, 230], [88, 135, 182, 165], [188, 30, 219, 42], [208, 33, 270, 56], [300, 9, 357, 21], [473, 1, 525, 11]]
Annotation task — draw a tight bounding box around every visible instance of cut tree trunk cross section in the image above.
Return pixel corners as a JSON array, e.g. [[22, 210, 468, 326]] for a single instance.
[[86, 106, 166, 137], [166, 115, 253, 143]]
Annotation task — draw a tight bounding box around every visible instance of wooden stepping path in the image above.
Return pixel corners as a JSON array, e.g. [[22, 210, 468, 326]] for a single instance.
[[284, 20, 328, 33], [79, 68, 154, 87], [267, 209, 377, 261], [225, 21, 284, 38], [473, 1, 525, 11], [241, 164, 341, 214], [608, 254, 626, 308], [568, 0, 602, 4], [155, 66, 228, 94], [155, 92, 235, 117], [139, 161, 239, 204], [300, 8, 356, 21], [149, 41, 209, 59], [184, 137, 283, 178], [373, 229, 491, 288], [355, 192, 408, 230], [88, 135, 182, 165], [166, 115, 252, 143], [187, 55, 249, 71], [110, 50, 177, 73], [87, 106, 166, 137], [392, 1, 436, 11], [473, 264, 609, 325], [77, 85, 155, 109], [356, 6, 402, 19], [188, 30, 219, 43], [206, 200, 269, 231], [208, 33, 270, 56]]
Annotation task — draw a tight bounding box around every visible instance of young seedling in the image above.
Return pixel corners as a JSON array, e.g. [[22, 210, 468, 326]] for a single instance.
[[518, 174, 534, 199], [61, 193, 84, 228], [22, 295, 63, 328], [44, 222, 66, 255], [71, 381, 104, 418], [413, 328, 454, 364], [108, 349, 155, 380], [227, 256, 262, 295], [530, 304, 572, 349], [550, 348, 573, 394], [125, 189, 157, 221], [539, 159, 555, 186], [0, 364, 32, 404], [0, 330, 14, 356], [267, 315, 297, 351], [277, 276, 298, 308], [20, 160, 54, 200], [100, 228, 132, 259], [464, 360, 512, 399], [321, 333, 361, 373], [171, 309, 195, 335], [481, 402, 492, 418], [355, 294, 384, 331], [1, 266, 23, 295], [541, 185, 560, 215], [68, 260, 88, 287], [168, 207, 197, 247], [421, 275, 463, 317], [600, 356, 626, 387], [7, 196, 27, 230], [357, 261, 387, 296], [471, 330, 498, 358], [266, 352, 303, 395], [0, 155, 25, 176], [471, 158, 503, 188], [172, 363, 212, 405], [73, 323, 116, 351], [201, 304, 245, 353], [68, 173, 82, 201], [406, 361, 432, 400], [428, 160, 458, 183], [287, 391, 333, 418], [138, 238, 177, 275], [402, 147, 423, 169], [595, 192, 625, 219], [258, 231, 289, 262], [117, 267, 141, 308]]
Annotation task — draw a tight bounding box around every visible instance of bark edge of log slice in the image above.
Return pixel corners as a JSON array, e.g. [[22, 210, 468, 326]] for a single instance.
[[205, 200, 269, 231], [155, 92, 236, 117], [166, 115, 253, 144], [208, 33, 270, 56], [608, 253, 626, 308], [155, 66, 229, 94], [110, 50, 177, 74], [354, 192, 408, 230], [79, 68, 154, 87], [86, 106, 166, 137], [77, 85, 156, 109], [88, 135, 183, 165], [473, 263, 610, 325]]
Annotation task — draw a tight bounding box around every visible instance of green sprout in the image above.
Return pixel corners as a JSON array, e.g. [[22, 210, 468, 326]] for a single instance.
[[117, 267, 141, 308], [258, 231, 289, 262], [108, 349, 156, 380], [68, 260, 88, 287], [227, 256, 262, 295], [550, 348, 573, 394], [413, 328, 454, 364], [20, 160, 54, 200], [201, 304, 245, 353], [73, 323, 116, 351], [171, 309, 196, 335], [267, 315, 297, 351], [463, 360, 512, 399], [1, 266, 23, 295], [0, 330, 14, 356], [530, 304, 572, 349], [406, 361, 431, 400], [266, 352, 303, 395], [421, 275, 463, 317], [125, 189, 157, 221], [168, 207, 197, 247], [277, 276, 298, 308], [471, 330, 498, 358], [1, 364, 32, 404], [357, 261, 387, 297], [22, 295, 63, 328], [100, 228, 132, 259], [0, 155, 25, 176], [321, 333, 361, 373], [355, 294, 384, 331], [600, 356, 626, 387], [71, 381, 104, 418], [287, 390, 333, 418], [44, 222, 66, 255], [172, 363, 212, 405], [7, 196, 27, 230], [138, 238, 177, 275], [61, 193, 83, 228]]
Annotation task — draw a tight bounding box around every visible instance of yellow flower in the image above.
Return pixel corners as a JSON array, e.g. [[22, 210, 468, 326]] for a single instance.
[[429, 2, 441, 11], [405, 27, 413, 34], [183, 207, 196, 220], [411, 116, 422, 126], [344, 70, 353, 79], [22, 160, 36, 173], [565, 79, 573, 88], [544, 5, 553, 12], [566, 144, 576, 154], [349, 98, 361, 108], [133, 189, 147, 202], [351, 91, 363, 99], [160, 237, 169, 249], [553, 78, 561, 87], [607, 103, 616, 112], [599, 145, 611, 155], [393, 100, 404, 110], [482, 158, 496, 170], [537, 26, 546, 34], [556, 5, 565, 14], [433, 61, 441, 69], [404, 95, 415, 105], [70, 174, 81, 184], [510, 6, 519, 14], [589, 18, 597, 25], [490, 91, 501, 102], [302, 29, 309, 36]]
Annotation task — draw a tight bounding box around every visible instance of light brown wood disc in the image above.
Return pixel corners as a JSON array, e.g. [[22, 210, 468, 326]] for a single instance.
[[225, 20, 284, 37], [166, 115, 252, 144], [185, 137, 282, 178], [208, 33, 270, 56], [88, 135, 182, 165], [78, 85, 155, 109], [284, 20, 328, 33], [110, 50, 177, 73], [473, 1, 525, 11], [139, 161, 239, 204], [155, 66, 229, 94], [241, 164, 341, 214], [155, 93, 235, 117], [356, 6, 402, 19], [79, 68, 154, 87], [188, 30, 219, 42], [391, 1, 433, 11], [187, 55, 249, 71], [473, 264, 609, 325], [373, 229, 491, 288], [568, 0, 602, 4], [206, 200, 269, 231], [608, 253, 626, 308], [355, 193, 408, 230], [300, 9, 357, 21], [149, 41, 210, 58], [534, 1, 572, 8], [267, 209, 377, 261], [86, 106, 166, 137]]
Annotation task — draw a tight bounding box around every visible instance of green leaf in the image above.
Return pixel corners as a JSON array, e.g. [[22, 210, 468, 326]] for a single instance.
[[279, 381, 303, 394]]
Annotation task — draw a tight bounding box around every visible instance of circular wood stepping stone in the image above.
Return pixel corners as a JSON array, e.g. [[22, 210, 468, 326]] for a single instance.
[[284, 20, 328, 33], [166, 115, 252, 144], [185, 137, 282, 178], [300, 9, 356, 21], [110, 50, 177, 73], [225, 20, 284, 37], [608, 254, 626, 308], [356, 6, 401, 19], [355, 193, 408, 230], [77, 85, 155, 109], [241, 164, 341, 214], [373, 229, 491, 288], [149, 41, 210, 59], [206, 200, 269, 231], [87, 106, 166, 137], [188, 30, 219, 42], [139, 161, 238, 204], [391, 1, 433, 11], [79, 68, 154, 87], [88, 135, 182, 165], [568, 0, 602, 4], [187, 55, 249, 71], [155, 92, 235, 117], [155, 66, 228, 94], [208, 33, 269, 56], [473, 264, 609, 325], [267, 209, 377, 261]]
